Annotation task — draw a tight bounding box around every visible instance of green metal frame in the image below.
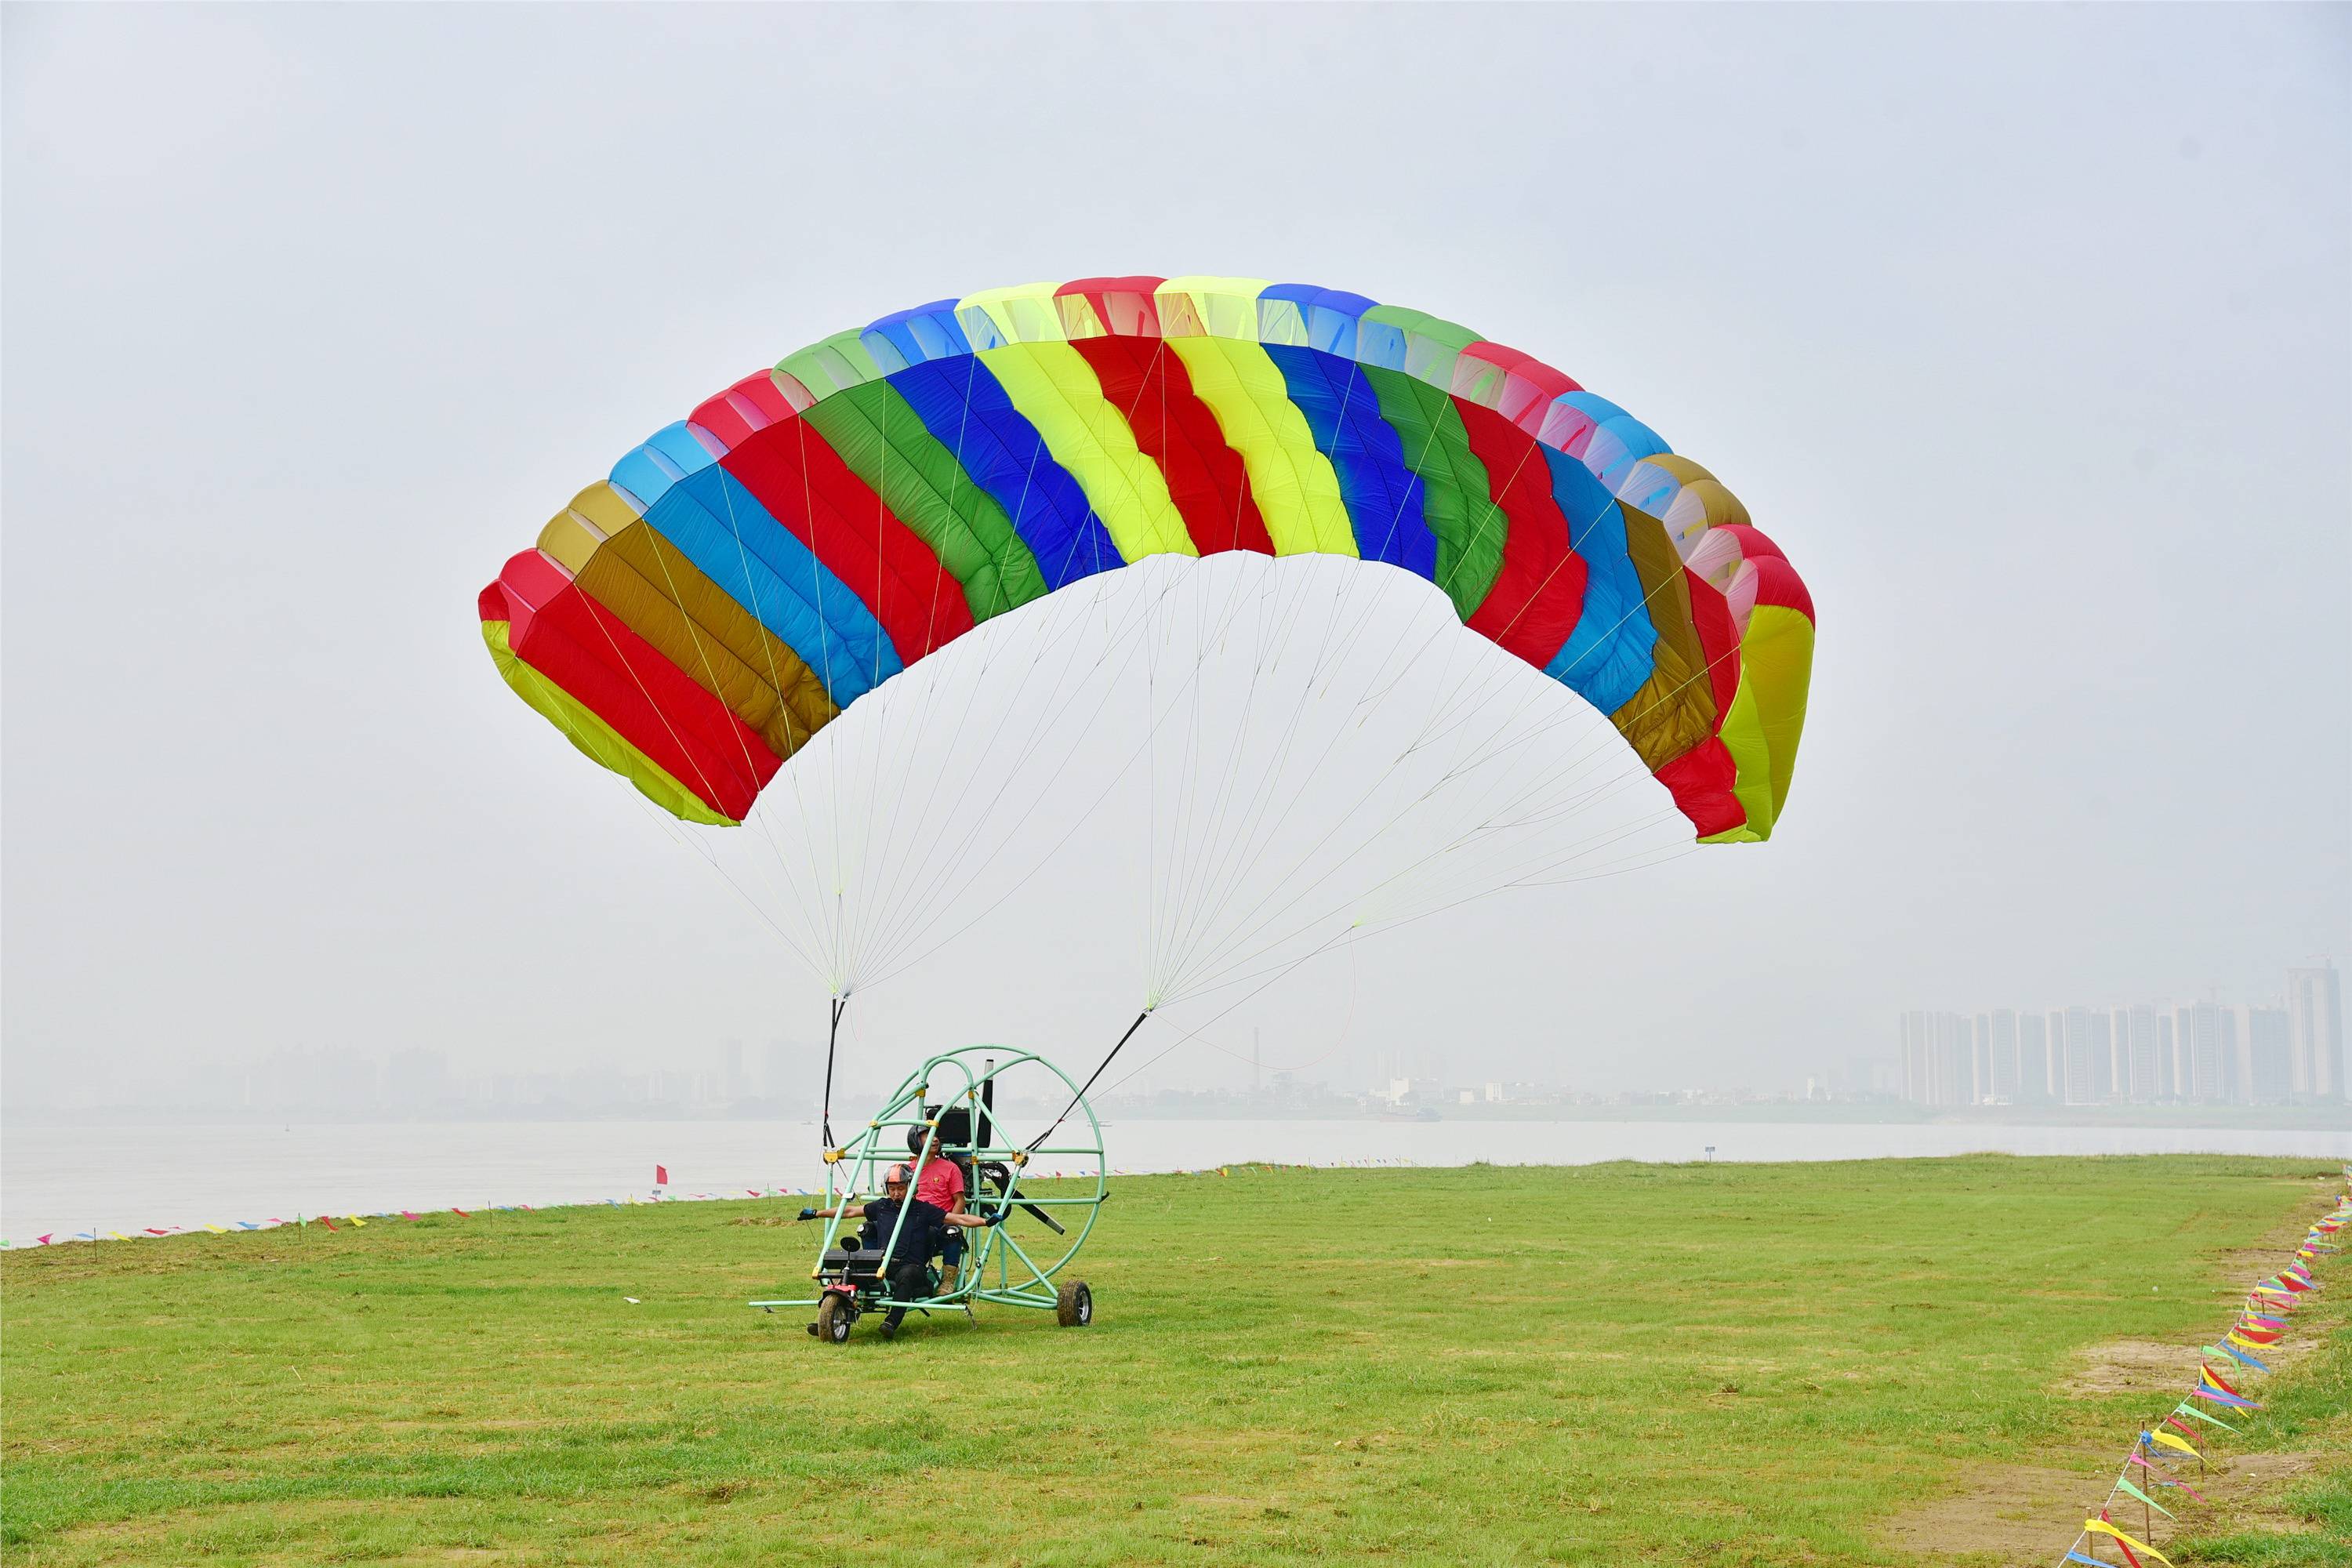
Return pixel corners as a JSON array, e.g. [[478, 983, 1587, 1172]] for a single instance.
[[749, 1045, 1107, 1319]]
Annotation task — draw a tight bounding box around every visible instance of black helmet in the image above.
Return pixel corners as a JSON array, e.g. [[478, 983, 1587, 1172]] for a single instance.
[[883, 1162, 913, 1189]]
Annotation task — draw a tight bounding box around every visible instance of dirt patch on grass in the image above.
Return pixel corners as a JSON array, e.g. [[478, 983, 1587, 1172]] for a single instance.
[[2066, 1338, 2197, 1396], [1877, 1465, 2108, 1558], [1876, 1450, 2335, 1561]]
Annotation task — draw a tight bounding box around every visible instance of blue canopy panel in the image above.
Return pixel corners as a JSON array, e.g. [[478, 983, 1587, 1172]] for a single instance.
[[1546, 392, 1672, 494], [1538, 446, 1657, 716], [1265, 343, 1436, 581], [886, 356, 1122, 590], [608, 420, 724, 510], [642, 465, 901, 707], [860, 299, 972, 374], [1258, 283, 1380, 360]]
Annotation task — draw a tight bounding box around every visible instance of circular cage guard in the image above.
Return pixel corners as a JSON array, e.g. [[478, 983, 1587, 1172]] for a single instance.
[[751, 1046, 1106, 1318]]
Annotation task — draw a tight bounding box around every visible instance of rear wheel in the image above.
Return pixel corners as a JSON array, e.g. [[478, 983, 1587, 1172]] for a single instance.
[[815, 1293, 856, 1345], [1055, 1279, 1093, 1327]]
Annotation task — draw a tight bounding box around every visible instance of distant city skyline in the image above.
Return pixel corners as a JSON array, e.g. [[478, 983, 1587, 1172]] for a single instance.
[[16, 960, 2341, 1123], [1897, 960, 2343, 1108]]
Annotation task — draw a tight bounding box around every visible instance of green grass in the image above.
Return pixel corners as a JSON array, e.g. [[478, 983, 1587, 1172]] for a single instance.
[[2, 1156, 2343, 1566]]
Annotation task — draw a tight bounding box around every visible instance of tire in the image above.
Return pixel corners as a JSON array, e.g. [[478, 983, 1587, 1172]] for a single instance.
[[1055, 1279, 1093, 1327], [815, 1293, 856, 1345]]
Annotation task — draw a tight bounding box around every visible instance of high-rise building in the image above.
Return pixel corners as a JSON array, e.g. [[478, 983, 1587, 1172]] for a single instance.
[[1990, 1009, 2018, 1102], [2107, 1006, 2132, 1100], [2062, 1007, 2097, 1105], [2287, 964, 2344, 1102], [2246, 1006, 2292, 1104], [1900, 1011, 1930, 1105], [2016, 1013, 2049, 1103], [2171, 1003, 2197, 1098], [1971, 1011, 1994, 1102], [1943, 1013, 1973, 1104], [2125, 1004, 2160, 1104], [2086, 1011, 2113, 1100], [2156, 1014, 2176, 1100], [1899, 1011, 1981, 1106], [2045, 1009, 2068, 1099], [2180, 1002, 2238, 1104]]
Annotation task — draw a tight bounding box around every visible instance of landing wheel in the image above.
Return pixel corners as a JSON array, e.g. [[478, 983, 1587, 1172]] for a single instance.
[[1056, 1279, 1094, 1327], [815, 1293, 856, 1345]]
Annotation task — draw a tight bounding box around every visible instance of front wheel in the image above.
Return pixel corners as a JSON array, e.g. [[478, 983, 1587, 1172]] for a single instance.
[[1055, 1279, 1093, 1327], [815, 1292, 856, 1345]]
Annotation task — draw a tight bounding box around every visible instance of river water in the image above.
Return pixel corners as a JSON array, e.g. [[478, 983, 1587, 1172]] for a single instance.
[[4, 1118, 2347, 1244]]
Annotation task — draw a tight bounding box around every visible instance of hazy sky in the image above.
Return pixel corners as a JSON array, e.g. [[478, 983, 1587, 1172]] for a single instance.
[[5, 4, 2347, 1110]]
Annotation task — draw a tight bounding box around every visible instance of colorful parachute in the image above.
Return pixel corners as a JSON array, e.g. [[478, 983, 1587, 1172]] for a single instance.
[[477, 275, 1814, 843]]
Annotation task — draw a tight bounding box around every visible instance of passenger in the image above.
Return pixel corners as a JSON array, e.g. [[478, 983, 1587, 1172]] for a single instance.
[[909, 1123, 973, 1290]]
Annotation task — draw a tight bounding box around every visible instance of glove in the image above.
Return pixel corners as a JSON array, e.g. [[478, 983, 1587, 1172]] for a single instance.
[[797, 1207, 817, 1221], [985, 1211, 1007, 1227]]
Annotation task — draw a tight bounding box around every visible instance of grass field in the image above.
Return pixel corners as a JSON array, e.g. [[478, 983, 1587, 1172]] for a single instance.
[[2, 1156, 2344, 1566]]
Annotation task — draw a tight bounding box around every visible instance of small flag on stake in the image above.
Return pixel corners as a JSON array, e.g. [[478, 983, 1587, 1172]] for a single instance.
[[655, 1165, 669, 1186]]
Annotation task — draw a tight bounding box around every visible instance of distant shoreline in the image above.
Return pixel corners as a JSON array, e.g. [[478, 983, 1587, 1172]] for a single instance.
[[6, 1103, 2343, 1132]]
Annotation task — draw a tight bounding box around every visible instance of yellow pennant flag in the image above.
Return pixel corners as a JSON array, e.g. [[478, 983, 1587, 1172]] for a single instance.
[[205, 1224, 230, 1235], [345, 1214, 367, 1227], [2149, 1428, 2200, 1460], [2084, 1519, 2173, 1567]]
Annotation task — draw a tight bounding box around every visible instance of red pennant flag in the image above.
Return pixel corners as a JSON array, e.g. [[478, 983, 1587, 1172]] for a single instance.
[[655, 1165, 670, 1185], [451, 1207, 469, 1218], [319, 1217, 338, 1231]]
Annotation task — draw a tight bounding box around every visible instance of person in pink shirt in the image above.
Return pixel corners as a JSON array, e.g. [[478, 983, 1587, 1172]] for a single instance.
[[911, 1123, 970, 1289]]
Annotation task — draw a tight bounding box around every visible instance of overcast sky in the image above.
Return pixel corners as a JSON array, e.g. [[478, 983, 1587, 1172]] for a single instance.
[[5, 4, 2347, 1111]]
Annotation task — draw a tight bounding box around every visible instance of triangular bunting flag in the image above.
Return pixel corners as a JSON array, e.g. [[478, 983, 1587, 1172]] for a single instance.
[[2173, 1400, 2240, 1432], [2084, 1519, 2173, 1567], [2210, 1340, 2269, 1372]]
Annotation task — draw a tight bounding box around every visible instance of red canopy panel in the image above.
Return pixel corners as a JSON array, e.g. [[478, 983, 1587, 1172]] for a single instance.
[[488, 550, 778, 821], [1070, 335, 1274, 557], [1456, 400, 1590, 669]]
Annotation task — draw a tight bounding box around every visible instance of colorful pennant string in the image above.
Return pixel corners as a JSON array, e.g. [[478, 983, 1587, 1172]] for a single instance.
[[2054, 1171, 2346, 1566]]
